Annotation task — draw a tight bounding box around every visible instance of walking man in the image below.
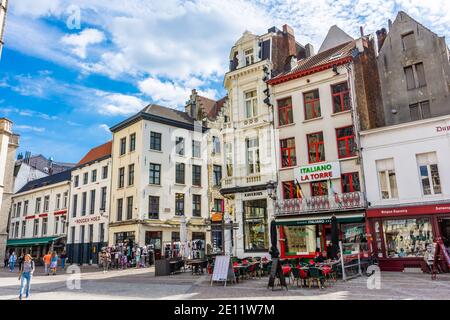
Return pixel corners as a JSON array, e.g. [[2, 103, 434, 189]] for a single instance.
[[18, 254, 35, 300], [60, 251, 67, 270], [43, 252, 52, 275], [9, 252, 17, 272]]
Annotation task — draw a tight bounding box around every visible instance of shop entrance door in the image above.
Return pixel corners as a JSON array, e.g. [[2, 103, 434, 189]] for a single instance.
[[146, 231, 162, 260], [439, 219, 450, 248], [322, 225, 332, 252]]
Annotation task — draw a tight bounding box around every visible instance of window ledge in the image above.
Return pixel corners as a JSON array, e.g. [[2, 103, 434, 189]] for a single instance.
[[279, 166, 297, 171], [174, 183, 186, 187], [148, 184, 162, 187], [331, 110, 352, 117], [338, 155, 359, 161], [278, 123, 296, 129], [149, 149, 163, 153], [302, 116, 323, 124]]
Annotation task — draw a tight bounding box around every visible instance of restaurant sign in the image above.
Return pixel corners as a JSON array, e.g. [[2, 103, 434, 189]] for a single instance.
[[296, 162, 340, 183]]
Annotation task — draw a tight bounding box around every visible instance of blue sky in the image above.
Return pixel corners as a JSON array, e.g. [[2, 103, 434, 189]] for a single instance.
[[1, 0, 449, 163]]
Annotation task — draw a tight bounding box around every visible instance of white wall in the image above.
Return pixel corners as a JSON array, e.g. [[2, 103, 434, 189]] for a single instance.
[[10, 182, 70, 239], [361, 115, 450, 207], [68, 157, 111, 244], [14, 163, 48, 193]]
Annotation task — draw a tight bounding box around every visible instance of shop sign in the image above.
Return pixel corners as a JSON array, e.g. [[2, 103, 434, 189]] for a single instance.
[[297, 162, 340, 183], [25, 215, 35, 220], [243, 191, 264, 198], [367, 203, 450, 218], [436, 125, 450, 132], [74, 215, 101, 224], [211, 212, 223, 222], [54, 209, 67, 215]]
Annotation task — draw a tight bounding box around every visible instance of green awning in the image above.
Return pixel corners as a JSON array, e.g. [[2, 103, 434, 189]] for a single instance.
[[7, 236, 63, 247], [275, 217, 364, 226]]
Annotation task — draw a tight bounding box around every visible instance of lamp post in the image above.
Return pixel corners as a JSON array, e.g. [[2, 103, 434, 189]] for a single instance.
[[267, 180, 279, 259]]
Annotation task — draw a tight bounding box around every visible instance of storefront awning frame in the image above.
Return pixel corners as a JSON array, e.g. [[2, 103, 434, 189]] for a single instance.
[[6, 236, 64, 247]]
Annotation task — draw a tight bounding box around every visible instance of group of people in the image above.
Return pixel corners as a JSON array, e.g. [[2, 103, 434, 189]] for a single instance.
[[101, 244, 154, 271], [42, 251, 67, 275]]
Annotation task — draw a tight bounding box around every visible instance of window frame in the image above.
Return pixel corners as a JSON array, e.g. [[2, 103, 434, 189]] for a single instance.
[[341, 172, 361, 193], [192, 165, 202, 187], [129, 133, 136, 152], [149, 163, 161, 185], [336, 125, 356, 159], [303, 89, 321, 120], [331, 82, 351, 113], [280, 137, 297, 168], [120, 137, 127, 156], [148, 196, 159, 219], [192, 194, 202, 217], [245, 90, 258, 119], [310, 181, 329, 196], [307, 131, 325, 164], [175, 163, 186, 185], [150, 131, 162, 151], [175, 193, 185, 216], [277, 97, 293, 126]]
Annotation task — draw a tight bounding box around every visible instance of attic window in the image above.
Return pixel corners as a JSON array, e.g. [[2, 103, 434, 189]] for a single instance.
[[328, 52, 343, 61]]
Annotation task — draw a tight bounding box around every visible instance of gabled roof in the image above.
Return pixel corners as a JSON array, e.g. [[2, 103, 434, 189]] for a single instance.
[[268, 41, 355, 85], [110, 104, 208, 133], [15, 154, 75, 176], [318, 25, 354, 53], [77, 141, 112, 166], [16, 170, 72, 194], [197, 95, 227, 121]]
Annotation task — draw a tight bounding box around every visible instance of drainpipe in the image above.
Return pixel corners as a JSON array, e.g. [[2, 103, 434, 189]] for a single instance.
[[345, 61, 370, 251]]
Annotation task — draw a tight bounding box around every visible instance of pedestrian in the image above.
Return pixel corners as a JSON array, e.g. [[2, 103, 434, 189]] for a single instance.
[[43, 251, 52, 275], [9, 252, 17, 272], [4, 251, 10, 268], [102, 250, 111, 273], [17, 253, 24, 271], [50, 252, 58, 275], [18, 254, 35, 300], [60, 251, 67, 270], [141, 246, 148, 267], [135, 246, 141, 268]]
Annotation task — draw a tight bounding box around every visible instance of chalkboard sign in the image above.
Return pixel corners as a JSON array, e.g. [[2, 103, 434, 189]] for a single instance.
[[211, 256, 236, 287], [267, 258, 288, 291]]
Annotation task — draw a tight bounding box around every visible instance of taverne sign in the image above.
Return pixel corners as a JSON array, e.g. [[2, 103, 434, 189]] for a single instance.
[[296, 162, 340, 183]]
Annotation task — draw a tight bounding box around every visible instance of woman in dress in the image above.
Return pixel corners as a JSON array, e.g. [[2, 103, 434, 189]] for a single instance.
[[50, 252, 58, 275]]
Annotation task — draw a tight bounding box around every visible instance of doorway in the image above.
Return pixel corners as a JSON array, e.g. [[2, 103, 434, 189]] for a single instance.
[[146, 231, 162, 260]]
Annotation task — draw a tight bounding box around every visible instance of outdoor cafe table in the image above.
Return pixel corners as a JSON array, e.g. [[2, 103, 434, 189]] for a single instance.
[[185, 259, 207, 275]]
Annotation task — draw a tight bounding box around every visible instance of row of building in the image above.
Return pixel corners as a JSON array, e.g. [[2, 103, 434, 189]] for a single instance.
[[1, 11, 450, 272]]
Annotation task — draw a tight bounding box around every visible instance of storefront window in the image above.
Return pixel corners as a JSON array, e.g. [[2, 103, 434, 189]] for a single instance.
[[383, 218, 433, 258], [283, 225, 316, 255], [243, 199, 268, 251]]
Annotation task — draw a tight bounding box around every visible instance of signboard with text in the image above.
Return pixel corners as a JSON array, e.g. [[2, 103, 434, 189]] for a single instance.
[[367, 203, 450, 218], [296, 162, 341, 183]]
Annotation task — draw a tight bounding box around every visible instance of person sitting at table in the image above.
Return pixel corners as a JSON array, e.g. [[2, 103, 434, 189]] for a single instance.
[[314, 250, 327, 263]]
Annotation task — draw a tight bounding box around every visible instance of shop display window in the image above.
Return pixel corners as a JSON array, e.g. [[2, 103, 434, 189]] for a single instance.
[[284, 225, 316, 255], [243, 199, 268, 251], [383, 218, 433, 258]]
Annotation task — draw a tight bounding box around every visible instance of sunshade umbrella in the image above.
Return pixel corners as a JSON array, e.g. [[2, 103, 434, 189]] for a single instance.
[[180, 216, 189, 259], [269, 219, 279, 259], [224, 216, 233, 256], [331, 215, 339, 259]]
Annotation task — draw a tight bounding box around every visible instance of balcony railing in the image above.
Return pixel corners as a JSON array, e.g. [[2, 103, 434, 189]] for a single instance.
[[275, 192, 366, 216]]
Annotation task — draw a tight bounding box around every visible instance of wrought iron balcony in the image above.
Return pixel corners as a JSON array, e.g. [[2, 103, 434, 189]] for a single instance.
[[274, 191, 366, 216]]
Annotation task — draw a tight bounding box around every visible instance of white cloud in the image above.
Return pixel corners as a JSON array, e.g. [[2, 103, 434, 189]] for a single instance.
[[138, 77, 218, 108], [96, 92, 146, 115], [98, 124, 111, 133], [15, 125, 46, 133], [61, 28, 105, 59]]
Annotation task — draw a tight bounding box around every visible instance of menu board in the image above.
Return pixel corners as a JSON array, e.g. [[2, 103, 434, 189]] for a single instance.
[[211, 256, 235, 286]]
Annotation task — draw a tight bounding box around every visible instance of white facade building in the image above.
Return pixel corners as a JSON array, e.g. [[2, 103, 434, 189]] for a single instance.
[[67, 142, 111, 265], [0, 0, 7, 59], [361, 115, 450, 271], [221, 25, 309, 257], [7, 170, 71, 258], [109, 105, 209, 260], [268, 39, 368, 258], [0, 118, 18, 261]]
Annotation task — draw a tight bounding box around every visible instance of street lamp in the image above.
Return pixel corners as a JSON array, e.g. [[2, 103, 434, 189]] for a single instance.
[[267, 180, 277, 200]]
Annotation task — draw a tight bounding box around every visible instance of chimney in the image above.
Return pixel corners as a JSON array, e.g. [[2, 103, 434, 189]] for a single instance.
[[360, 26, 364, 37], [282, 24, 297, 57], [376, 28, 387, 52], [305, 43, 315, 58], [388, 19, 392, 31]]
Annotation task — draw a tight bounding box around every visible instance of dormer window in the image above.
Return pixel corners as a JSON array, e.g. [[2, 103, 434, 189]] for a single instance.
[[245, 48, 254, 66]]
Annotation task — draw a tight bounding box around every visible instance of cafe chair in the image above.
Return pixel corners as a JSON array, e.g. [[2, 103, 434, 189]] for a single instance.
[[308, 267, 325, 289], [291, 268, 301, 287]]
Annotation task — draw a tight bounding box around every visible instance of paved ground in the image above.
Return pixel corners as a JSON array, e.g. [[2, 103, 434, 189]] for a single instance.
[[1, 265, 449, 300]]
